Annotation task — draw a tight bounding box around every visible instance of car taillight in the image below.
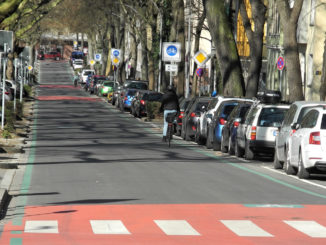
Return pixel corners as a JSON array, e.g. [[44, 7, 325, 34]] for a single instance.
[[140, 100, 145, 105], [250, 126, 257, 140], [5, 91, 9, 95], [178, 111, 184, 119], [192, 126, 196, 131], [219, 118, 226, 125], [309, 132, 321, 145], [190, 112, 196, 117], [234, 121, 240, 127]]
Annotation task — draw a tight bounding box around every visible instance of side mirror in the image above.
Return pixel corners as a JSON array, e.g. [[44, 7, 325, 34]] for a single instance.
[[295, 123, 300, 130], [291, 123, 298, 130]]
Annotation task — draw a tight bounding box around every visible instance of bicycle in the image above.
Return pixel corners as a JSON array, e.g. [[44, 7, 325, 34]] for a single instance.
[[166, 112, 178, 147]]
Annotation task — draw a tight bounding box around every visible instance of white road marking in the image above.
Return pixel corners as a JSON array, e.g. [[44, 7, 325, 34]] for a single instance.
[[221, 220, 273, 237], [90, 220, 131, 235], [284, 221, 326, 238], [24, 220, 59, 233], [262, 166, 326, 190], [154, 220, 200, 236]]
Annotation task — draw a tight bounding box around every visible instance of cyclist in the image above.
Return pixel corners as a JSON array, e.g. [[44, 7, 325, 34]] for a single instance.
[[160, 85, 180, 142]]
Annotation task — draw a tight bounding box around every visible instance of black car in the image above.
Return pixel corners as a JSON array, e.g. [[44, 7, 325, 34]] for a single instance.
[[182, 97, 212, 141], [175, 98, 192, 136], [220, 101, 253, 154], [131, 91, 163, 118]]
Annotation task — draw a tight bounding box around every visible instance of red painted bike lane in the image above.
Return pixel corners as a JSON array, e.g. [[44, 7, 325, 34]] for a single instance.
[[1, 204, 326, 245]]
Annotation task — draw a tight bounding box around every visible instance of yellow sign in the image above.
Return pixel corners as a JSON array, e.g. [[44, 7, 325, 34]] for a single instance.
[[27, 65, 33, 71], [112, 57, 120, 65], [193, 50, 209, 66], [89, 60, 95, 65]]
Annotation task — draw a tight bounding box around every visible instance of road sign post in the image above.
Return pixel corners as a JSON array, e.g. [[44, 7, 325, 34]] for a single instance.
[[162, 43, 181, 86]]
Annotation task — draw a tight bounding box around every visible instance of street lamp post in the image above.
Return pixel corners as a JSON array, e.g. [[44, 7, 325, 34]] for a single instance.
[[185, 0, 192, 98], [1, 43, 8, 130]]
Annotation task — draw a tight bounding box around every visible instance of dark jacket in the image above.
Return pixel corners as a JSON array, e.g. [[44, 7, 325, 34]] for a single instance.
[[160, 90, 180, 111]]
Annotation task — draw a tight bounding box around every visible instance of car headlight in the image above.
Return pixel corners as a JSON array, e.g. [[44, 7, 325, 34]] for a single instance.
[[103, 87, 109, 92]]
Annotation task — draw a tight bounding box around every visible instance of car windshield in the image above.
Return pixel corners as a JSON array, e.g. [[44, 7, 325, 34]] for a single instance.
[[128, 83, 148, 90], [258, 107, 288, 127], [84, 71, 94, 75], [104, 82, 114, 87], [221, 104, 237, 119]]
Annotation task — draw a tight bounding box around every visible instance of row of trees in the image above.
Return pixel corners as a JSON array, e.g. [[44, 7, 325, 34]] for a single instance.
[[1, 0, 306, 101]]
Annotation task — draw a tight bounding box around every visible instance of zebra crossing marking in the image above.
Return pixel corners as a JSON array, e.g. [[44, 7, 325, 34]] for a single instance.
[[221, 220, 273, 237], [154, 220, 201, 236], [284, 220, 326, 238], [90, 220, 131, 235], [24, 221, 58, 234]]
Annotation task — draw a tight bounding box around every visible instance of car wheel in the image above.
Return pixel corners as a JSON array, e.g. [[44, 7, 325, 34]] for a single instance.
[[297, 149, 310, 179], [221, 134, 228, 153], [206, 129, 213, 149], [285, 149, 296, 175], [228, 137, 234, 155], [245, 141, 254, 160], [273, 150, 283, 169], [235, 140, 243, 157]]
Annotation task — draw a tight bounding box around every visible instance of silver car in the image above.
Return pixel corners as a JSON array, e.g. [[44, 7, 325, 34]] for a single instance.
[[236, 103, 289, 160], [274, 101, 326, 169]]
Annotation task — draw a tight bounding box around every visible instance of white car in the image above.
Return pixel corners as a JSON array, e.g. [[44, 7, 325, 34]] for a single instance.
[[72, 59, 84, 70], [274, 101, 326, 169], [80, 69, 95, 84], [286, 107, 326, 179]]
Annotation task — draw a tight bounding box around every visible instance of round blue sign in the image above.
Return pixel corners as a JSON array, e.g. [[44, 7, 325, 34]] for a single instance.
[[95, 54, 100, 59], [166, 45, 177, 56], [113, 50, 120, 57], [277, 56, 284, 70]]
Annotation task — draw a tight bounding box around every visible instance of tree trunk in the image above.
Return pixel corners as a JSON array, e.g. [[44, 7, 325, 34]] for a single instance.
[[170, 0, 185, 97], [320, 39, 326, 101], [277, 0, 304, 102], [240, 0, 266, 98], [204, 0, 245, 97]]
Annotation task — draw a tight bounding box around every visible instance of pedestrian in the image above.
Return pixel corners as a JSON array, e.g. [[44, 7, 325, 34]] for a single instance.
[[160, 85, 180, 142]]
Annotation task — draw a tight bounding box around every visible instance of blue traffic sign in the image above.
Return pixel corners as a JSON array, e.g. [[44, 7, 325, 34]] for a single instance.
[[113, 50, 120, 57], [166, 45, 177, 56]]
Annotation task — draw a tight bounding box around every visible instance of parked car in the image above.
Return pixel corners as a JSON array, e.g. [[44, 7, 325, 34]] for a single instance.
[[235, 102, 289, 160], [175, 98, 192, 136], [286, 107, 326, 179], [274, 101, 326, 169], [206, 100, 244, 150], [89, 75, 107, 94], [111, 85, 123, 105], [70, 51, 84, 65], [220, 101, 253, 154], [120, 89, 138, 111], [97, 80, 115, 96], [180, 98, 197, 139], [44, 51, 61, 60], [182, 97, 212, 141], [131, 91, 163, 118], [80, 69, 95, 84], [72, 59, 84, 70], [197, 96, 241, 146]]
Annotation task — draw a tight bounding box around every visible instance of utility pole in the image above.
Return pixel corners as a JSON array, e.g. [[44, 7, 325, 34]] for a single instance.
[[185, 0, 192, 98], [1, 43, 8, 130]]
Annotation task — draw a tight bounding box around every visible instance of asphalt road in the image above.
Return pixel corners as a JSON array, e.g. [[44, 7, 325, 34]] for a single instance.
[[1, 60, 326, 244]]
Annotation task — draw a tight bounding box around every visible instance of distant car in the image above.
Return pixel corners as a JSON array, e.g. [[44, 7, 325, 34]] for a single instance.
[[44, 51, 61, 60], [98, 80, 115, 96], [70, 51, 84, 65], [236, 103, 289, 160], [207, 100, 242, 151], [286, 107, 326, 179], [89, 75, 107, 94], [111, 85, 123, 105], [131, 91, 163, 118], [274, 101, 326, 169], [220, 101, 253, 154], [121, 89, 138, 111], [176, 98, 192, 136], [72, 59, 84, 70], [182, 97, 212, 141], [80, 69, 95, 84]]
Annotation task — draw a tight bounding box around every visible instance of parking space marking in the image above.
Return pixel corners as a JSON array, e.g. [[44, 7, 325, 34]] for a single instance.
[[221, 220, 273, 237], [284, 221, 326, 238], [154, 220, 200, 236]]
